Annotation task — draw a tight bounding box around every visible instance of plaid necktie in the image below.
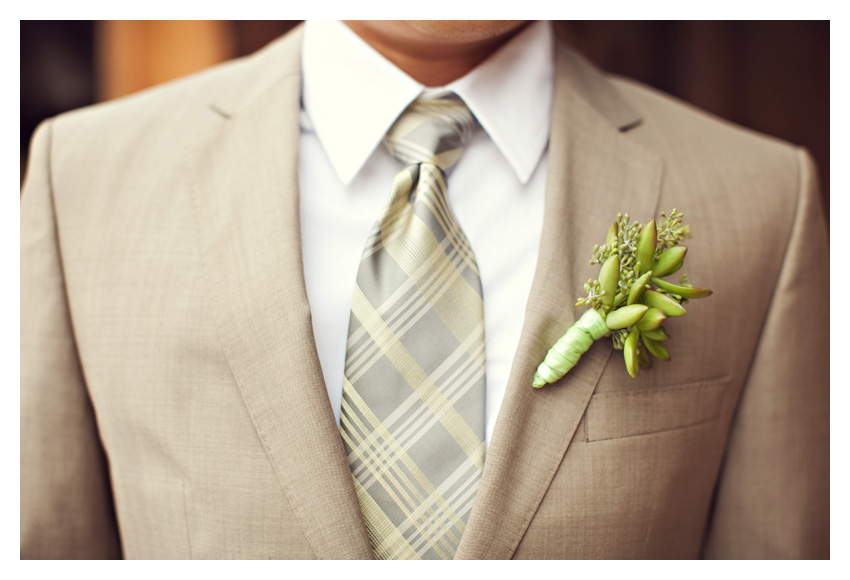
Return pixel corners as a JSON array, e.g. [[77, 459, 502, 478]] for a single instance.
[[339, 94, 486, 560]]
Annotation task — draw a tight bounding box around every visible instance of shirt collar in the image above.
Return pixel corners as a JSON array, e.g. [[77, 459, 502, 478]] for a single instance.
[[301, 20, 554, 185]]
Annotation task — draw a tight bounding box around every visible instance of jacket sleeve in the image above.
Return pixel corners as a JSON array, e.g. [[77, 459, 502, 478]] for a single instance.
[[702, 148, 829, 559], [20, 120, 123, 559]]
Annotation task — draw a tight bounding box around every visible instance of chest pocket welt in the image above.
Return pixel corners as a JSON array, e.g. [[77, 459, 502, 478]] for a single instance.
[[584, 376, 729, 442]]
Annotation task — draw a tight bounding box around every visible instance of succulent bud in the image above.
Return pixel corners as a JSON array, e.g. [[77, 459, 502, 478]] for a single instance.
[[641, 290, 687, 317], [606, 223, 618, 246], [652, 246, 688, 277], [605, 304, 650, 330], [598, 254, 620, 311], [624, 327, 640, 378], [651, 277, 713, 300], [641, 327, 669, 341], [636, 307, 667, 331], [635, 219, 657, 276], [627, 270, 653, 305], [642, 335, 671, 361]]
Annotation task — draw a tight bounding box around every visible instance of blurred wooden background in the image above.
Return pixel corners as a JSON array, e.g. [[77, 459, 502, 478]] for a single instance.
[[21, 20, 829, 213]]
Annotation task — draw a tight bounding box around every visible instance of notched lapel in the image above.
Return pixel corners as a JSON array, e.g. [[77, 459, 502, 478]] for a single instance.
[[455, 45, 664, 560], [187, 29, 373, 560]]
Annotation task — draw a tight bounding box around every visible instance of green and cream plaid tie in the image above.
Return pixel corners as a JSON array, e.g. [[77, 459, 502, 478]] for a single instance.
[[339, 94, 486, 560]]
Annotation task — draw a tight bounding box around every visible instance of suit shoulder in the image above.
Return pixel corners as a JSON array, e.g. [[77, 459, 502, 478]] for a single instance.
[[48, 28, 301, 152], [603, 74, 819, 271], [53, 55, 244, 137], [606, 74, 806, 212], [609, 74, 799, 162]]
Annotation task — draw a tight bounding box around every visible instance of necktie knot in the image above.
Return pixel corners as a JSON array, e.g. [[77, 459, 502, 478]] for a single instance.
[[383, 93, 477, 174]]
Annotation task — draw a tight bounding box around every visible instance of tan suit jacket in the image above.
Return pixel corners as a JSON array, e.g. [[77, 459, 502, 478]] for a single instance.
[[21, 26, 829, 559]]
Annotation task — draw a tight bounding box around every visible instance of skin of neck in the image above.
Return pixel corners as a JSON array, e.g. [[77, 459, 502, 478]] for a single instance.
[[343, 20, 531, 87]]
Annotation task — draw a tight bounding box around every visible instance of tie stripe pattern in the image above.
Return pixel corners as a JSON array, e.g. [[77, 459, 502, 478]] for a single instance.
[[340, 94, 486, 560]]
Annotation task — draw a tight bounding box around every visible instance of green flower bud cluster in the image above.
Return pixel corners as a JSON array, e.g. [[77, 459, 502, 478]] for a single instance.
[[582, 213, 642, 310], [577, 209, 712, 380], [590, 212, 640, 268], [576, 278, 605, 309], [656, 209, 691, 254], [534, 210, 713, 388], [611, 328, 629, 350]]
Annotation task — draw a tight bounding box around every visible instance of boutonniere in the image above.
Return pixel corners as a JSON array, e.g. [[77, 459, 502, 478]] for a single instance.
[[533, 210, 713, 387]]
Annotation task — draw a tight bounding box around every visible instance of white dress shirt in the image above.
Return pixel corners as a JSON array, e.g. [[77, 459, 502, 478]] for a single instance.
[[299, 20, 553, 446]]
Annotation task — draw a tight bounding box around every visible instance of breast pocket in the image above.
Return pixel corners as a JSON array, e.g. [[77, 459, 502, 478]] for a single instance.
[[584, 376, 730, 442]]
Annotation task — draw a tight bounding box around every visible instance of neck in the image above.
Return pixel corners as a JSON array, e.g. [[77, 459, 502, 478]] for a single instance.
[[343, 21, 530, 87]]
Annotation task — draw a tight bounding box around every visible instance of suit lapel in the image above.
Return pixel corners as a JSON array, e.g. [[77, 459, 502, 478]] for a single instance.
[[455, 45, 664, 559], [188, 28, 373, 559]]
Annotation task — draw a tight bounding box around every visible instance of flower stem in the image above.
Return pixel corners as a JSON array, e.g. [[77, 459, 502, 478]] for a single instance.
[[532, 309, 609, 388]]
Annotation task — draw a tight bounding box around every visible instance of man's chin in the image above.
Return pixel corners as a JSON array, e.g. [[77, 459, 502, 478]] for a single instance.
[[402, 20, 529, 42]]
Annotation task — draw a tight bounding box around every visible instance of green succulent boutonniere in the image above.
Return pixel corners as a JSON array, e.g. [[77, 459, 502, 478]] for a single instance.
[[533, 209, 713, 387]]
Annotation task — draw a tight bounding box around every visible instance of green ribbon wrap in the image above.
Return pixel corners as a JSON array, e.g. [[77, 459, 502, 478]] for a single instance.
[[532, 309, 609, 388]]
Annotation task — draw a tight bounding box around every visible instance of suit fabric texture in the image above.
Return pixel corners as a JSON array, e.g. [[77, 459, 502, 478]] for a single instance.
[[20, 25, 829, 559]]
